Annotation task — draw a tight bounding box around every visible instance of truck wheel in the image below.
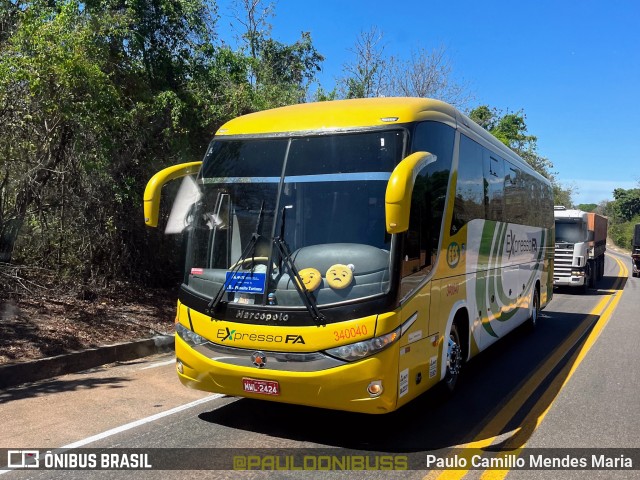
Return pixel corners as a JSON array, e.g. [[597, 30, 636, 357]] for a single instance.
[[599, 257, 605, 279], [589, 261, 597, 288], [581, 270, 589, 294], [581, 263, 592, 293]]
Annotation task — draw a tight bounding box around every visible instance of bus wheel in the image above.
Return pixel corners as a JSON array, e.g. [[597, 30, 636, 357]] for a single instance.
[[526, 287, 540, 331], [443, 323, 462, 393]]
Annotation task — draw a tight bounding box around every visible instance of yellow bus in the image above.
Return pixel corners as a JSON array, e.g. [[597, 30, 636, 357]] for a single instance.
[[144, 98, 554, 414]]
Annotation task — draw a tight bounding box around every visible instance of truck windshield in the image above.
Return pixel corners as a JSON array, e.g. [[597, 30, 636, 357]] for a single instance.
[[555, 221, 586, 243], [183, 129, 405, 309]]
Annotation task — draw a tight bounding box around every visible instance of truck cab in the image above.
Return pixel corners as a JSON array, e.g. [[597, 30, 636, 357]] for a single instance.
[[553, 206, 607, 292]]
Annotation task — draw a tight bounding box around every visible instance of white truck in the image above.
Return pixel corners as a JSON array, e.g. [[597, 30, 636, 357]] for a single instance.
[[553, 206, 608, 293]]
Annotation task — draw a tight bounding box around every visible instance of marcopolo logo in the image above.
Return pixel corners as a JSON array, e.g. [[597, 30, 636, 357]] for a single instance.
[[235, 309, 289, 322], [505, 230, 538, 259], [218, 327, 305, 344]]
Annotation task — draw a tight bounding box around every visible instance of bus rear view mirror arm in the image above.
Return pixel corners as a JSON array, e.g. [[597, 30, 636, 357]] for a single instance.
[[385, 151, 436, 234], [143, 161, 202, 227]]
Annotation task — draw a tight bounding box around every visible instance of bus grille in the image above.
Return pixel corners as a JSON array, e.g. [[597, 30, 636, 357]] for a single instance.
[[554, 243, 574, 279]]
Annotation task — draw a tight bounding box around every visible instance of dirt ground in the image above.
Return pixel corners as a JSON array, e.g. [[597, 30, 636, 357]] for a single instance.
[[0, 287, 177, 365]]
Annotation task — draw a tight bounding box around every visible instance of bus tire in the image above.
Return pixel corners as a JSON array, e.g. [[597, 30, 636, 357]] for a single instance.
[[443, 322, 463, 394], [526, 287, 540, 331]]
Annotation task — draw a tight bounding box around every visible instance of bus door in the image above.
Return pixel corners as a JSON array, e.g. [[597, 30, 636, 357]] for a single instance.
[[397, 282, 436, 404]]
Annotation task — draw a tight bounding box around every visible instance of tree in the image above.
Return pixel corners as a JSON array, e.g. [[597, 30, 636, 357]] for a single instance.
[[338, 26, 388, 99], [577, 203, 598, 212], [387, 46, 473, 108], [253, 32, 324, 106], [0, 0, 224, 285], [0, 0, 121, 264], [552, 185, 575, 209], [230, 0, 324, 105], [230, 0, 276, 65], [598, 187, 640, 250], [611, 188, 640, 222], [338, 27, 473, 109], [0, 0, 326, 292], [0, 0, 23, 44]]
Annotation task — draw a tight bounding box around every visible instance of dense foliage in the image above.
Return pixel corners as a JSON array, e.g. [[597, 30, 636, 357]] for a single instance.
[[4, 0, 626, 296], [0, 0, 323, 293], [601, 188, 640, 250]]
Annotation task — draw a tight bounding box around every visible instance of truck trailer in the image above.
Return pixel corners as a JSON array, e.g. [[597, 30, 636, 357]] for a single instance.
[[553, 207, 608, 292], [632, 224, 640, 278]]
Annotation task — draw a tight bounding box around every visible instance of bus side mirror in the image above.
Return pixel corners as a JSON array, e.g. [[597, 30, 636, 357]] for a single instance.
[[385, 151, 436, 234], [144, 161, 202, 227]]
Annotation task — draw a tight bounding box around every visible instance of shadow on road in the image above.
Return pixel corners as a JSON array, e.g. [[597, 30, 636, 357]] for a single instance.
[[198, 308, 601, 452], [0, 376, 131, 404], [553, 273, 627, 296]]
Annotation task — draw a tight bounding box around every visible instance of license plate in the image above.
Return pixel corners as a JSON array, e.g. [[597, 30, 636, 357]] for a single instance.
[[242, 378, 280, 396]]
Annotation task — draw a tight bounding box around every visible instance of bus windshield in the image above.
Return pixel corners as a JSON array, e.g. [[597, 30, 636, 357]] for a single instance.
[[183, 129, 405, 309]]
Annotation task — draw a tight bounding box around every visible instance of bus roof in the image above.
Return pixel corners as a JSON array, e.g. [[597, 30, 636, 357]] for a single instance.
[[214, 97, 549, 185], [215, 97, 458, 136]]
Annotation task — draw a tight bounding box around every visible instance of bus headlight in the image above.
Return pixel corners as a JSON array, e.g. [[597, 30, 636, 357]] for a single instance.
[[324, 326, 401, 362], [176, 323, 207, 346]]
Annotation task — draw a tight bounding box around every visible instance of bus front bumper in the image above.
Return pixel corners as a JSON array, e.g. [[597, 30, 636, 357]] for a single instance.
[[174, 335, 400, 414]]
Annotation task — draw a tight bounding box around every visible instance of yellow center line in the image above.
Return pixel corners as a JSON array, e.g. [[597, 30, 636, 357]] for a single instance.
[[478, 256, 627, 480], [425, 255, 626, 480]]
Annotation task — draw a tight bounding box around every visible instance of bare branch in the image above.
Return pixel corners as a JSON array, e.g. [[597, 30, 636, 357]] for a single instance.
[[339, 26, 388, 98], [388, 45, 474, 108], [0, 262, 51, 296], [230, 0, 276, 58]]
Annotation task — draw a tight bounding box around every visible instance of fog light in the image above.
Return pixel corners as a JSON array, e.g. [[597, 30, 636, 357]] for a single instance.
[[367, 381, 383, 397], [176, 359, 184, 374]]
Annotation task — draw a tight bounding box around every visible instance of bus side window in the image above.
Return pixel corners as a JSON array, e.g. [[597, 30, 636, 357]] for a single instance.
[[483, 152, 504, 222], [504, 161, 526, 224], [400, 121, 454, 296], [451, 134, 484, 234], [402, 170, 431, 278]]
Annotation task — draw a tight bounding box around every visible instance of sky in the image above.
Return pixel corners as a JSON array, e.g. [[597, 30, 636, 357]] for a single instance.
[[218, 0, 640, 205]]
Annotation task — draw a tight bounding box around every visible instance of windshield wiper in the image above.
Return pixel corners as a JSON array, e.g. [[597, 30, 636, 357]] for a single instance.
[[207, 202, 266, 313], [274, 206, 325, 325]]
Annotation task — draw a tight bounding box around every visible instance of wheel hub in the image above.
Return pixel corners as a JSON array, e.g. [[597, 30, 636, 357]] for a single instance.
[[447, 337, 462, 375]]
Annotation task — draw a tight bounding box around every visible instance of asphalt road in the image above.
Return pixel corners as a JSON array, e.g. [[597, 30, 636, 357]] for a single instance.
[[1, 250, 638, 479]]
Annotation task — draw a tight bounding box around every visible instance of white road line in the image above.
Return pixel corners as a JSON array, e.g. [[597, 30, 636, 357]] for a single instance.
[[0, 393, 224, 475], [1, 394, 228, 475], [62, 394, 226, 448], [140, 359, 176, 370]]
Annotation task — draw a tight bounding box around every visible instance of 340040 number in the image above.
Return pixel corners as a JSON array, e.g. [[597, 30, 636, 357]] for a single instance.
[[333, 325, 368, 342]]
